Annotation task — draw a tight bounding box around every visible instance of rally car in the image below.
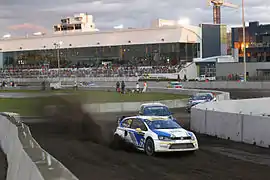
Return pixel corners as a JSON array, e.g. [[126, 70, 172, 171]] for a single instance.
[[186, 92, 216, 113], [167, 81, 183, 89], [113, 116, 199, 156], [138, 103, 174, 119]]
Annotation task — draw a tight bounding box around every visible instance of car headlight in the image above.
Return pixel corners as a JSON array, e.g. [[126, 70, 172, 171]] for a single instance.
[[158, 136, 171, 141], [189, 133, 196, 140]]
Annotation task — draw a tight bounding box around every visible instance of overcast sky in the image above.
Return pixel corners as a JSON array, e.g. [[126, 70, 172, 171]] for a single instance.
[[0, 0, 269, 36]]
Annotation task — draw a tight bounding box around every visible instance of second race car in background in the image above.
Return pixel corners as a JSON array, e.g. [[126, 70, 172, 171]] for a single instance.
[[116, 103, 180, 129], [138, 102, 176, 120], [186, 93, 216, 113], [167, 81, 183, 89]]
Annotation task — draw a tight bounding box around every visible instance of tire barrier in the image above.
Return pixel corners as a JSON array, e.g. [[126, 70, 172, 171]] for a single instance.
[[191, 98, 270, 148], [0, 112, 78, 180]]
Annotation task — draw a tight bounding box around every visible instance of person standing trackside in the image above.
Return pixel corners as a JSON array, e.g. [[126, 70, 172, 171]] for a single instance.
[[142, 81, 147, 93], [136, 82, 140, 93], [116, 81, 120, 92], [73, 81, 78, 90], [121, 81, 125, 94]]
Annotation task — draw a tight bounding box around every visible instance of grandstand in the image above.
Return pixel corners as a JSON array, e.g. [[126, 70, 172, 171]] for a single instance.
[[0, 14, 236, 79], [0, 14, 202, 78]]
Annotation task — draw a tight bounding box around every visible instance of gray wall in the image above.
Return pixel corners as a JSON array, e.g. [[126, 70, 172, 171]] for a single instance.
[[216, 62, 270, 76], [0, 53, 3, 68]]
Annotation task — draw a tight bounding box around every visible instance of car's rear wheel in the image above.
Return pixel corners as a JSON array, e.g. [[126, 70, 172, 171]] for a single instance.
[[144, 138, 155, 156]]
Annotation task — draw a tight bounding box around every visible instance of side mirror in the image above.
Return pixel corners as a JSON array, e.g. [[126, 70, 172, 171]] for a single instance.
[[135, 128, 142, 133]]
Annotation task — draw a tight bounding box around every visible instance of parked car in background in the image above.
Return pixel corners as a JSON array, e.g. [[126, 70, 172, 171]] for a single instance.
[[195, 75, 216, 81], [50, 82, 62, 90]]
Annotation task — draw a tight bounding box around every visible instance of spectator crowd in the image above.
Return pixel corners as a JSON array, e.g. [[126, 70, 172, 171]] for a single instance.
[[0, 65, 180, 78]]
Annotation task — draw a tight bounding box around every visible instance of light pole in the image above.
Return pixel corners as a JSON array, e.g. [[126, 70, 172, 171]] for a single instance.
[[242, 0, 247, 81], [53, 41, 63, 80]]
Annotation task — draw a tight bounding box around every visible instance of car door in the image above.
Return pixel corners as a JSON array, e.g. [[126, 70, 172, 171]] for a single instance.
[[130, 118, 148, 148], [118, 118, 134, 144]]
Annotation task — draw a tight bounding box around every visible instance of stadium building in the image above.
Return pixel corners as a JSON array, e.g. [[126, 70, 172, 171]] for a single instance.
[[216, 21, 270, 78], [0, 14, 235, 79]]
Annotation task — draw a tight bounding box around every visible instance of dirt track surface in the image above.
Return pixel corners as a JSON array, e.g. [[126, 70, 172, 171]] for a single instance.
[[0, 149, 7, 180], [26, 107, 270, 180]]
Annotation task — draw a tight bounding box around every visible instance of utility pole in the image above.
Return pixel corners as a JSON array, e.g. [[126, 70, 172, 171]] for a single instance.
[[242, 0, 247, 81], [57, 47, 60, 79], [54, 41, 63, 81]]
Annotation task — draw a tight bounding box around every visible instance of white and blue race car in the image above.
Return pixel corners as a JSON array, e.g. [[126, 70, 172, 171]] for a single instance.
[[138, 103, 174, 119], [186, 93, 216, 113], [113, 116, 199, 156]]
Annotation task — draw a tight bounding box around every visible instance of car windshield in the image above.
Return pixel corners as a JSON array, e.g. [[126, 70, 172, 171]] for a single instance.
[[191, 94, 212, 100], [145, 120, 181, 129], [143, 106, 171, 116]]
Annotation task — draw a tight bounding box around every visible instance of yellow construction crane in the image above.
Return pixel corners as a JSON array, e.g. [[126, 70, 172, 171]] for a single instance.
[[208, 0, 239, 24]]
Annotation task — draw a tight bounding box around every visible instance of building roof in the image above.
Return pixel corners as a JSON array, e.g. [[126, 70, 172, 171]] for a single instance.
[[0, 25, 201, 52]]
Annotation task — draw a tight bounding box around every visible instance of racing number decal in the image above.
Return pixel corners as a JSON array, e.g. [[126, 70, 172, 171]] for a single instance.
[[139, 138, 145, 148], [129, 131, 137, 144], [129, 131, 145, 148]]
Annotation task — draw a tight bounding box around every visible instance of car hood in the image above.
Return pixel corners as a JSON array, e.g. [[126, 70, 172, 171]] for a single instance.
[[153, 128, 190, 137]]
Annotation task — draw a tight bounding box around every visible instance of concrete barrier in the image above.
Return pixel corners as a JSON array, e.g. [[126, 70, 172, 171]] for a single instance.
[[180, 81, 270, 90], [0, 113, 78, 180], [82, 99, 187, 113], [242, 115, 270, 148], [79, 86, 230, 113], [191, 98, 270, 148]]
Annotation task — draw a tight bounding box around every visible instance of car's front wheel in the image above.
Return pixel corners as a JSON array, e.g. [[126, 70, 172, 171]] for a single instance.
[[144, 138, 155, 156]]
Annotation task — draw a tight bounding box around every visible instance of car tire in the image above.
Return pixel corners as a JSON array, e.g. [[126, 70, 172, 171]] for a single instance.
[[144, 138, 155, 156]]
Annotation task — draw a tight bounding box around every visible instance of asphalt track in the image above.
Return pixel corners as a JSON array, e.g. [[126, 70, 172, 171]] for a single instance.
[[25, 88, 270, 180]]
